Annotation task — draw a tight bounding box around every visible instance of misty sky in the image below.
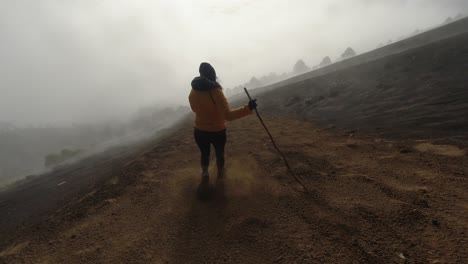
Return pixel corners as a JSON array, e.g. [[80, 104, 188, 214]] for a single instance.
[[1, 0, 467, 125]]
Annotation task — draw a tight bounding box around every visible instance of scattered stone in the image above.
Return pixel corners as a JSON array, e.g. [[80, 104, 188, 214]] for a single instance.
[[57, 181, 66, 186], [276, 254, 284, 261], [105, 199, 117, 204], [304, 97, 315, 106], [400, 148, 412, 154], [397, 252, 406, 260], [415, 198, 429, 208], [417, 188, 428, 194]]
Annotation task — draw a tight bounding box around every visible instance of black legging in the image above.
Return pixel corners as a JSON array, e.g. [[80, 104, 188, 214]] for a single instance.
[[194, 128, 226, 169]]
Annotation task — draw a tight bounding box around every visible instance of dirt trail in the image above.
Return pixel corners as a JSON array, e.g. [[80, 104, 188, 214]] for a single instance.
[[1, 116, 467, 263]]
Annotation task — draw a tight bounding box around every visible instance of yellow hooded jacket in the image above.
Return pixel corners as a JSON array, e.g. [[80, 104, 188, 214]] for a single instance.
[[189, 77, 251, 132]]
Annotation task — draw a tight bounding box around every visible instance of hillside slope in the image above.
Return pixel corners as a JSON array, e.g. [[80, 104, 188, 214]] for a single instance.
[[249, 16, 468, 95], [1, 116, 466, 263], [251, 32, 468, 139], [0, 121, 190, 249]]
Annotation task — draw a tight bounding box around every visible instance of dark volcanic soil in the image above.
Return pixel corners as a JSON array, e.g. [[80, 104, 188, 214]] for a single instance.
[[252, 32, 468, 139], [0, 123, 189, 249], [0, 144, 139, 248], [1, 117, 466, 263]]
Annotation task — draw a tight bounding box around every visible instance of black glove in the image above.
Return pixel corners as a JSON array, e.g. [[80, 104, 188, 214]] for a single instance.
[[248, 99, 257, 110]]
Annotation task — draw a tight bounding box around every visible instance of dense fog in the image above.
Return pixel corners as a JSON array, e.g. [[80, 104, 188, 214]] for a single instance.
[[0, 106, 189, 186], [1, 0, 467, 125]]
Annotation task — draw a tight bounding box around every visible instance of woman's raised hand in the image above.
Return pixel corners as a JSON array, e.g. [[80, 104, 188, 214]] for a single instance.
[[248, 99, 258, 110]]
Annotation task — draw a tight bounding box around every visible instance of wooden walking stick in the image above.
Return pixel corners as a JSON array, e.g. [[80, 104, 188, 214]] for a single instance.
[[244, 87, 309, 193]]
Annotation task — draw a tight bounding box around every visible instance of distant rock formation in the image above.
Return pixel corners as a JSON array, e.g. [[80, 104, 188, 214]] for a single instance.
[[341, 47, 357, 59], [445, 17, 453, 24], [293, 59, 310, 74], [319, 56, 332, 67], [259, 72, 279, 86], [247, 77, 262, 88], [227, 71, 292, 97]]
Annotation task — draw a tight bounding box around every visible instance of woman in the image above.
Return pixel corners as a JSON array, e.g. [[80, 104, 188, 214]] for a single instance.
[[189, 62, 257, 183]]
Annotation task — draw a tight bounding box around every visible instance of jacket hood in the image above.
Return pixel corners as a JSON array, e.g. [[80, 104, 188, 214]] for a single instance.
[[199, 62, 216, 81], [191, 76, 221, 91]]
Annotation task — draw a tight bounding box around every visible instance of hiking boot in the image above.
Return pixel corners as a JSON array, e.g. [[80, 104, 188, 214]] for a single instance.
[[197, 171, 213, 201], [201, 171, 209, 184]]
